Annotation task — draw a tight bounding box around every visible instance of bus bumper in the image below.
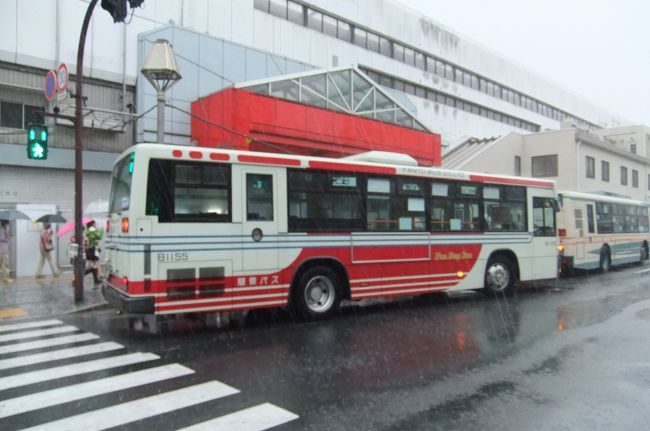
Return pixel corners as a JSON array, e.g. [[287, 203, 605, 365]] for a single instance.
[[102, 284, 154, 314]]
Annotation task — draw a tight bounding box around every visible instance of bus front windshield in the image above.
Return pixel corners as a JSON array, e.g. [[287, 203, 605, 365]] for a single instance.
[[109, 153, 134, 214]]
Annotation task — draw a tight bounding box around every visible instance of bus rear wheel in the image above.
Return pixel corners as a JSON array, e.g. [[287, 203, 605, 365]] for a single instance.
[[484, 256, 515, 295], [293, 267, 342, 320], [599, 247, 611, 273]]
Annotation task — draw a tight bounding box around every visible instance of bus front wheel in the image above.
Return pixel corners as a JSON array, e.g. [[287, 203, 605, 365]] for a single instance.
[[293, 267, 342, 320], [599, 247, 611, 273], [484, 256, 515, 295]]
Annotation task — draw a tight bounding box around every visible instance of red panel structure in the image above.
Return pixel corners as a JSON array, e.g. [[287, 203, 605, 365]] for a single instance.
[[191, 88, 441, 166]]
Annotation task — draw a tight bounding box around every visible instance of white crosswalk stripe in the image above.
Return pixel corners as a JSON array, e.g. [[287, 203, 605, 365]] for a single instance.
[[23, 381, 240, 431], [0, 333, 99, 354], [178, 403, 300, 431], [0, 325, 78, 343], [0, 342, 123, 371], [0, 364, 194, 418], [0, 319, 299, 429], [0, 352, 159, 391], [0, 319, 63, 333]]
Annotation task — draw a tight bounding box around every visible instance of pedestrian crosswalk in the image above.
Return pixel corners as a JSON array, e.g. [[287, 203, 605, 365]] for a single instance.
[[0, 318, 299, 430]]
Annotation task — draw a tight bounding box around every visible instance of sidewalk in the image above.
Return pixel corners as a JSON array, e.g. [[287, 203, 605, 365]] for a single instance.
[[0, 271, 107, 319]]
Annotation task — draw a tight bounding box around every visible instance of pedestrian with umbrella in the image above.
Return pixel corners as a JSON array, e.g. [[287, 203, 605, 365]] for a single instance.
[[35, 223, 61, 279], [0, 219, 13, 283]]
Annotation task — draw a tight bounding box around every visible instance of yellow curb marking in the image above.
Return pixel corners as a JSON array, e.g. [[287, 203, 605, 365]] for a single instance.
[[0, 309, 27, 319]]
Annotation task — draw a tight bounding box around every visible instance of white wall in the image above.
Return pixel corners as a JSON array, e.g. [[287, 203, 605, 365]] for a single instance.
[[0, 0, 626, 138]]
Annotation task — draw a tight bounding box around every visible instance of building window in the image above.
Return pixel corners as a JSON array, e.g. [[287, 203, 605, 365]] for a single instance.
[[632, 169, 639, 188], [601, 161, 610, 182], [531, 155, 558, 177], [322, 15, 337, 38], [254, 0, 270, 12], [269, 0, 288, 19], [287, 1, 304, 25], [379, 37, 391, 57], [514, 155, 521, 176], [0, 101, 22, 129], [415, 52, 425, 70], [366, 32, 379, 52], [392, 43, 404, 62], [307, 9, 323, 32], [631, 143, 637, 154], [337, 21, 351, 42], [585, 156, 595, 179], [621, 166, 628, 186]]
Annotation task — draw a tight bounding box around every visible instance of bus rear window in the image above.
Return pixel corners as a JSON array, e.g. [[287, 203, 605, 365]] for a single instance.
[[109, 154, 134, 214]]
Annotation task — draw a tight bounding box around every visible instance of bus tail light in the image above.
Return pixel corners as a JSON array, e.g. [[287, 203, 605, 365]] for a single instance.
[[123, 277, 129, 291], [121, 217, 129, 233], [106, 220, 110, 233], [558, 228, 566, 237]]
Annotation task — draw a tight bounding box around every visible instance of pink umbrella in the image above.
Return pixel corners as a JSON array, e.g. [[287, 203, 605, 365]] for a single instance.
[[57, 218, 94, 237]]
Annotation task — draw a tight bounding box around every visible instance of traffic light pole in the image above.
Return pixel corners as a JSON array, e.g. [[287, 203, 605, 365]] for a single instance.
[[73, 0, 98, 301]]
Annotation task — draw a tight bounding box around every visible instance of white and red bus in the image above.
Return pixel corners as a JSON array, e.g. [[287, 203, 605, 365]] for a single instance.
[[103, 144, 560, 320], [557, 191, 650, 273]]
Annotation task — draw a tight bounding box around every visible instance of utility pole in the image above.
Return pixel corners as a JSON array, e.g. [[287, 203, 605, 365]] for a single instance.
[[73, 0, 145, 301], [73, 0, 98, 301]]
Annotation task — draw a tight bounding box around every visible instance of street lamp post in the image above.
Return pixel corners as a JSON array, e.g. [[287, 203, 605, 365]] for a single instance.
[[141, 39, 182, 143]]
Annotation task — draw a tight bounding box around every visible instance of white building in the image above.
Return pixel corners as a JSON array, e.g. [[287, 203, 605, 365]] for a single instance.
[[443, 128, 650, 202], [0, 0, 638, 275]]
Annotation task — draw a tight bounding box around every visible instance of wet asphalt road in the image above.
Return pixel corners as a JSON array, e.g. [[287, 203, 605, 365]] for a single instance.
[[4, 264, 650, 430]]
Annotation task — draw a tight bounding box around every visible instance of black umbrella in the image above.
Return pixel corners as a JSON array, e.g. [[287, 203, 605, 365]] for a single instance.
[[36, 214, 67, 224], [0, 210, 30, 221]]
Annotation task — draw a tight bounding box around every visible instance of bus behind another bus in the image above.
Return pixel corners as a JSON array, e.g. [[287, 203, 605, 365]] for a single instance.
[[557, 191, 650, 273]]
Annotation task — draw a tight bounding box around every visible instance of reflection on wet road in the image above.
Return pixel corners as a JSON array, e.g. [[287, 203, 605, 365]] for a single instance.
[[25, 265, 650, 429]]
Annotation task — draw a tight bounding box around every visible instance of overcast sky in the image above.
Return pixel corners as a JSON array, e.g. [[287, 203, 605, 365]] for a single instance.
[[396, 0, 650, 126]]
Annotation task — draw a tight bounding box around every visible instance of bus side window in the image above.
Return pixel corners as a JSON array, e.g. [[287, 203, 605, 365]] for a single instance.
[[586, 204, 595, 233], [533, 197, 556, 236], [146, 159, 174, 222]]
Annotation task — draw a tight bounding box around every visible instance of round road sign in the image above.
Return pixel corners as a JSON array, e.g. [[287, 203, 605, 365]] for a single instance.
[[44, 70, 56, 101], [56, 63, 68, 92]]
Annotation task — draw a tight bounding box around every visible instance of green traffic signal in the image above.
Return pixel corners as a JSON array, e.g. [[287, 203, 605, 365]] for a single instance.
[[27, 124, 48, 160]]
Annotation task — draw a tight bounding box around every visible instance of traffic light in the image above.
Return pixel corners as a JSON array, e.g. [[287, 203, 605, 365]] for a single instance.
[[27, 124, 48, 160], [101, 0, 144, 23], [101, 0, 127, 23]]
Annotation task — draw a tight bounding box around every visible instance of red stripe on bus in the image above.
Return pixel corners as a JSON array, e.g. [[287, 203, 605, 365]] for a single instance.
[[350, 274, 463, 288], [238, 155, 302, 166], [210, 153, 230, 161], [189, 151, 203, 159], [469, 174, 554, 188], [172, 149, 183, 158], [309, 161, 396, 175], [155, 297, 289, 312]]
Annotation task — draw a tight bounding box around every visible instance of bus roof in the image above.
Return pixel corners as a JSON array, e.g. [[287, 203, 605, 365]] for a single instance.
[[121, 143, 556, 189], [558, 190, 650, 206]]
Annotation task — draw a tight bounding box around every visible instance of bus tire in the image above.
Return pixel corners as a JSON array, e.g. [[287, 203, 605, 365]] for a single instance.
[[293, 267, 342, 320], [484, 255, 515, 295], [599, 247, 611, 273]]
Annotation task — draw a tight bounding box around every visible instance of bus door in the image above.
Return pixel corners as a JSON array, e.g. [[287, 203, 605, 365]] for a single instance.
[[239, 166, 280, 272], [532, 196, 559, 279]]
